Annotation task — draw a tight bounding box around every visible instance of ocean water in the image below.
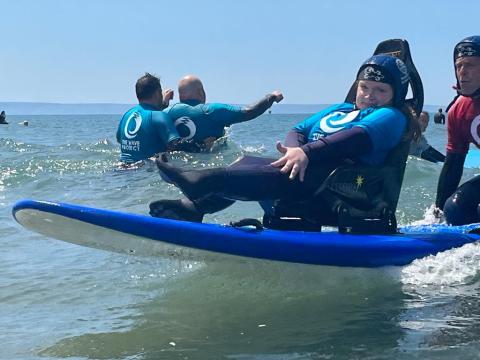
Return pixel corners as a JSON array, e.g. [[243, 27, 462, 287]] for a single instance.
[[1, 113, 480, 360]]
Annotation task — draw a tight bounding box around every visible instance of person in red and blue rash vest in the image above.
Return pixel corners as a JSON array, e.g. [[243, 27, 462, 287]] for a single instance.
[[435, 36, 480, 225]]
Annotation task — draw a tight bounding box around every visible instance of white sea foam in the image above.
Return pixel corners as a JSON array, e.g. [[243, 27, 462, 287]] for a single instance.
[[409, 203, 445, 226], [401, 242, 480, 286]]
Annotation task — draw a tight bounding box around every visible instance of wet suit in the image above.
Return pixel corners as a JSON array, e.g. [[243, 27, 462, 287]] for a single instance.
[[434, 111, 445, 124], [420, 145, 446, 163], [117, 104, 181, 163], [444, 175, 480, 225], [151, 103, 407, 221], [0, 111, 7, 124], [409, 135, 445, 163], [167, 94, 278, 150], [437, 96, 480, 224]]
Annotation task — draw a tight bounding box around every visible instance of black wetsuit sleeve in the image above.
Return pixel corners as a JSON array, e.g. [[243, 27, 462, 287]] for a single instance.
[[284, 130, 307, 147], [240, 94, 277, 120], [421, 146, 446, 163], [435, 151, 466, 209], [300, 126, 373, 166]]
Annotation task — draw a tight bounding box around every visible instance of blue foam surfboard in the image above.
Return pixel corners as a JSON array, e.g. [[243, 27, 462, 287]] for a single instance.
[[465, 149, 480, 169], [12, 199, 480, 268]]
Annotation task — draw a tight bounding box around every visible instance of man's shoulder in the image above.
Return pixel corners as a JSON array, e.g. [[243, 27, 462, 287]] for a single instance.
[[122, 104, 140, 115], [168, 102, 204, 115], [169, 102, 193, 109], [151, 109, 172, 120], [204, 102, 239, 110], [449, 96, 480, 119], [452, 95, 479, 108], [196, 102, 242, 118]]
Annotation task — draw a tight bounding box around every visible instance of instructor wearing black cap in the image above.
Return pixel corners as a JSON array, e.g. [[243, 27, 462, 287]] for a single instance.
[[435, 36, 480, 224]]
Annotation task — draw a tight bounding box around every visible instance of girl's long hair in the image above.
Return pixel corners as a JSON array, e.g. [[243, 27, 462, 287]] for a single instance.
[[398, 103, 421, 143]]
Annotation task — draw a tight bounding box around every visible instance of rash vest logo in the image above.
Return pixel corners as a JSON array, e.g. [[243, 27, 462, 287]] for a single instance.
[[470, 114, 480, 145], [124, 112, 142, 139], [317, 110, 361, 137], [175, 117, 197, 140]]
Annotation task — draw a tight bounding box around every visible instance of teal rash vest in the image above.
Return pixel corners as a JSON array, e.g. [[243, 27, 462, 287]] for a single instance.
[[116, 104, 180, 163]]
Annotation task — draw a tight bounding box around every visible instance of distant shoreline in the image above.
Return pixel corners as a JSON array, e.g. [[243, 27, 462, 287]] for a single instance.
[[0, 102, 445, 116]]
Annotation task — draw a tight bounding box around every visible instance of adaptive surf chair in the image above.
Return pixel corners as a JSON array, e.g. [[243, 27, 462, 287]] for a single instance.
[[262, 39, 424, 234]]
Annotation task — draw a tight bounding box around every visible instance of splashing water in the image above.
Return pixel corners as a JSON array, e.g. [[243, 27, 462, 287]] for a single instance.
[[401, 242, 480, 286]]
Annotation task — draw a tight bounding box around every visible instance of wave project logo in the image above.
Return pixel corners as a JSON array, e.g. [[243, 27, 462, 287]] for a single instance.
[[319, 110, 360, 133], [124, 112, 142, 139]]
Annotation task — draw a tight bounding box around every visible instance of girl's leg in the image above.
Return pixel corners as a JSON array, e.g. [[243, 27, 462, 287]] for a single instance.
[[155, 155, 326, 202], [149, 196, 236, 222]]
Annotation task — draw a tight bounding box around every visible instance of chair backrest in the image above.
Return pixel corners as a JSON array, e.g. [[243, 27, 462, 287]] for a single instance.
[[377, 134, 411, 210], [264, 39, 423, 232], [318, 137, 410, 214]]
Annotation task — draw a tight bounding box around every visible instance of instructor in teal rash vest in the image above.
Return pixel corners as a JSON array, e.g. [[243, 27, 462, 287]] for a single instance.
[[117, 73, 182, 164], [167, 75, 284, 150]]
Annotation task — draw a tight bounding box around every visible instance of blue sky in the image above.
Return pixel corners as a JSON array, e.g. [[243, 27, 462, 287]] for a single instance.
[[0, 0, 478, 106]]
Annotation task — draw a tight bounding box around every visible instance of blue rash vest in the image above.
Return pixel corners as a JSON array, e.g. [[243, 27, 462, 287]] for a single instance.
[[167, 100, 252, 143], [294, 103, 407, 166], [116, 104, 180, 163]]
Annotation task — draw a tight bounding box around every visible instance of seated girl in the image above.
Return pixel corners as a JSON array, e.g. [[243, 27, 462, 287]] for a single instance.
[[150, 54, 419, 224]]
